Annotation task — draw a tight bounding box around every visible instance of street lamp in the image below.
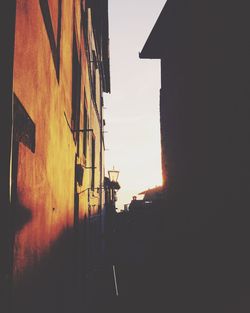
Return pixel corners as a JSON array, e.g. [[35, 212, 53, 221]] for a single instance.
[[108, 166, 119, 183], [108, 166, 120, 203]]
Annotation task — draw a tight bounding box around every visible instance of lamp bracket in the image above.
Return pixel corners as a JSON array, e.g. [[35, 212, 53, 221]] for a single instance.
[[83, 165, 96, 169], [78, 186, 105, 196], [72, 128, 93, 133]]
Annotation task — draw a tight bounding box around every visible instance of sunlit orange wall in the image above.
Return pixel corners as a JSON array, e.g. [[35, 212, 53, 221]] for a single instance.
[[12, 0, 105, 282], [77, 8, 104, 220]]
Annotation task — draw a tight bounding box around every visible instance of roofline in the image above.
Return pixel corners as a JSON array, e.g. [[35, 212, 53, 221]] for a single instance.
[[139, 1, 168, 59]]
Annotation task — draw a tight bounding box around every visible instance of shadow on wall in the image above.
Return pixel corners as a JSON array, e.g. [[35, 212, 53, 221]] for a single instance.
[[12, 225, 82, 313], [11, 216, 111, 313]]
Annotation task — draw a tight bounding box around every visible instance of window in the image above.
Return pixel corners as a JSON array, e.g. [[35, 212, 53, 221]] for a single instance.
[[83, 99, 88, 158], [71, 27, 81, 147], [91, 135, 95, 190], [91, 50, 97, 104], [39, 0, 62, 81]]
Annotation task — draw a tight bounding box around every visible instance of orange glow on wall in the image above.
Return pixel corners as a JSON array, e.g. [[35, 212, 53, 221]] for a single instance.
[[12, 0, 107, 283]]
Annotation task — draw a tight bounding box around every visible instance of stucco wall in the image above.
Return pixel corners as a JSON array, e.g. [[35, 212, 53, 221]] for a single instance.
[[12, 0, 106, 303]]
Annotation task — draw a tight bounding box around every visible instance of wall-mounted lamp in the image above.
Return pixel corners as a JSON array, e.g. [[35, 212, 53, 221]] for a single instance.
[[75, 164, 84, 186], [108, 166, 119, 183]]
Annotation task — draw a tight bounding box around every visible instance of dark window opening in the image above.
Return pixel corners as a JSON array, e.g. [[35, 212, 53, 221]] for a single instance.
[[39, 0, 62, 81], [83, 100, 88, 158], [14, 94, 36, 153], [91, 50, 97, 104], [71, 27, 81, 151], [91, 136, 95, 190]]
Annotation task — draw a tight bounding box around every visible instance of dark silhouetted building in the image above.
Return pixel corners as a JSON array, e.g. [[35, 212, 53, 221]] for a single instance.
[[140, 0, 250, 197], [140, 1, 250, 312]]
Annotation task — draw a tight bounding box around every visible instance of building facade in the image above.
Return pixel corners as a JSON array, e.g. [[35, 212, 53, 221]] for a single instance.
[[1, 1, 110, 312]]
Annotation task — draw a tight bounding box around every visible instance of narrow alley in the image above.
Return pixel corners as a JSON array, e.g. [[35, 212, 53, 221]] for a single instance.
[[1, 1, 250, 313]]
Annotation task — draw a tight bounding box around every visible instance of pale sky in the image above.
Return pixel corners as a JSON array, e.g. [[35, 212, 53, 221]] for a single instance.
[[104, 0, 167, 211]]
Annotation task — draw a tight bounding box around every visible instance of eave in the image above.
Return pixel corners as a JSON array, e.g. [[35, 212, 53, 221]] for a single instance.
[[139, 1, 168, 59]]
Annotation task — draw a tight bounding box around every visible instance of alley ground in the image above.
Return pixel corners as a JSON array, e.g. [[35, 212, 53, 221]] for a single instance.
[[8, 198, 250, 313], [87, 197, 250, 313]]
